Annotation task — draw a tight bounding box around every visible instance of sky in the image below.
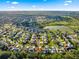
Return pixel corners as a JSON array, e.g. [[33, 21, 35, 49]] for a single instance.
[[0, 0, 79, 11]]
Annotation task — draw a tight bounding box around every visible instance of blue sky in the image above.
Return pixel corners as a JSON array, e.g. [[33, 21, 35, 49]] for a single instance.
[[0, 0, 79, 11]]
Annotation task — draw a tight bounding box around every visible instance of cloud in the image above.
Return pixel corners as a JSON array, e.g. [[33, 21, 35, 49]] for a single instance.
[[64, 0, 72, 6], [65, 0, 72, 3], [7, 6, 15, 9], [11, 6, 15, 8], [32, 5, 36, 8], [9, 6, 15, 8], [11, 2, 19, 5], [64, 3, 69, 6]]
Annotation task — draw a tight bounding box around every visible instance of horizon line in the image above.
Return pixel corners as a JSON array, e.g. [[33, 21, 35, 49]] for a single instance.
[[0, 10, 79, 11]]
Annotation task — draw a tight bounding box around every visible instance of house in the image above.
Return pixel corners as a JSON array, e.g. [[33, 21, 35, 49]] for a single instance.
[[31, 34, 37, 44], [64, 42, 75, 51], [25, 34, 31, 40], [42, 45, 50, 54], [50, 47, 57, 53], [42, 48, 50, 54], [66, 43, 75, 50], [31, 34, 37, 40], [51, 35, 57, 40], [42, 34, 48, 44], [0, 41, 8, 50], [35, 47, 42, 53], [28, 47, 35, 53], [23, 34, 31, 44], [66, 35, 73, 40], [37, 34, 40, 40], [58, 42, 63, 47], [11, 47, 20, 51], [17, 31, 23, 37], [32, 40, 37, 44]]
